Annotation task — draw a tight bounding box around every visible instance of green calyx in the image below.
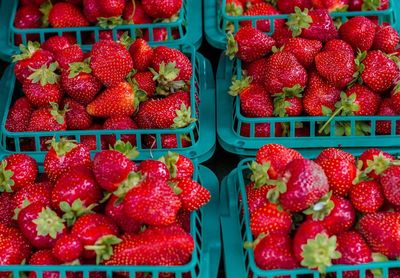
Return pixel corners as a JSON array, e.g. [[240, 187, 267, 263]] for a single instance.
[[113, 171, 143, 200], [85, 235, 122, 265], [225, 3, 243, 16], [49, 137, 77, 157], [171, 104, 197, 129], [303, 192, 334, 221], [159, 151, 180, 178], [362, 152, 399, 177], [286, 7, 313, 37], [110, 140, 140, 159], [362, 0, 381, 11], [33, 207, 65, 239], [97, 16, 124, 29], [168, 180, 183, 195], [28, 62, 60, 86], [39, 0, 52, 27], [282, 84, 304, 98], [300, 233, 341, 273], [12, 41, 41, 62], [228, 76, 251, 96], [60, 199, 97, 227], [243, 233, 266, 249], [266, 180, 287, 205], [226, 33, 238, 60], [248, 161, 272, 188], [118, 32, 134, 49], [371, 252, 389, 278], [50, 102, 69, 125], [273, 97, 291, 117], [150, 62, 187, 96], [13, 199, 31, 220], [0, 160, 15, 193], [68, 61, 92, 79], [351, 51, 367, 86]]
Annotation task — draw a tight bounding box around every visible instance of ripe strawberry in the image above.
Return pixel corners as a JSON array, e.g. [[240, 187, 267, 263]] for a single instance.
[[339, 16, 376, 51], [139, 160, 170, 181], [54, 44, 84, 70], [282, 38, 323, 68], [129, 38, 153, 72], [132, 71, 156, 98], [63, 98, 93, 130], [358, 148, 395, 179], [170, 178, 211, 212], [350, 181, 384, 213], [46, 2, 89, 27], [5, 97, 33, 132], [316, 0, 350, 11], [286, 8, 338, 42], [344, 84, 381, 115], [241, 3, 284, 33], [28, 250, 61, 278], [86, 81, 137, 117], [176, 210, 191, 232], [41, 36, 72, 54], [123, 1, 151, 23], [273, 96, 303, 117], [83, 0, 101, 23], [272, 24, 293, 47], [13, 5, 42, 45], [358, 212, 400, 258], [315, 148, 356, 165], [392, 83, 400, 114], [18, 202, 67, 249], [0, 193, 16, 227], [228, 77, 273, 117], [242, 183, 274, 216], [381, 166, 400, 206], [143, 28, 169, 42], [245, 58, 268, 84], [361, 0, 389, 10], [90, 40, 133, 87], [80, 124, 107, 151], [44, 139, 91, 183], [226, 26, 275, 63], [142, 0, 182, 18], [0, 224, 31, 266], [143, 134, 192, 149], [160, 152, 194, 179], [323, 39, 354, 54], [123, 177, 181, 226], [376, 98, 400, 135], [27, 103, 68, 132], [61, 61, 103, 105], [373, 24, 400, 53], [98, 0, 125, 18], [52, 234, 83, 263], [105, 225, 193, 266], [249, 203, 292, 237], [103, 116, 138, 146], [277, 0, 312, 13], [0, 154, 37, 192], [264, 51, 308, 96]]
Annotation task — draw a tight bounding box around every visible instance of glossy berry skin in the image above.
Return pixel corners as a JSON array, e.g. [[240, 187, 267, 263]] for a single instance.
[[171, 178, 211, 212], [245, 58, 268, 85], [49, 3, 89, 27], [142, 0, 182, 18], [152, 46, 192, 82], [132, 71, 156, 97], [102, 116, 137, 146], [14, 5, 42, 45], [380, 166, 400, 206], [1, 154, 38, 192], [241, 3, 284, 33], [373, 24, 400, 53], [277, 0, 312, 13], [282, 38, 322, 68], [237, 83, 273, 118], [28, 250, 61, 278], [298, 9, 338, 42], [376, 99, 400, 135], [161, 152, 194, 179], [54, 45, 84, 70], [63, 98, 93, 130], [324, 39, 354, 54], [123, 1, 151, 24], [250, 203, 292, 237], [12, 182, 52, 213], [139, 160, 170, 181], [350, 181, 384, 213], [358, 148, 394, 180], [41, 36, 72, 54], [5, 97, 33, 132], [315, 148, 356, 165], [27, 108, 67, 132], [98, 0, 125, 18], [0, 193, 16, 227], [244, 183, 274, 216], [14, 49, 55, 84], [52, 234, 83, 263], [129, 38, 154, 72], [0, 224, 31, 266], [23, 80, 63, 108], [339, 16, 376, 51], [345, 84, 381, 116]]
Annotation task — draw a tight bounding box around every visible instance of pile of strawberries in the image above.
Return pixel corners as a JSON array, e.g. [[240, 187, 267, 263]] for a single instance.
[[244, 144, 400, 275], [0, 139, 210, 271], [227, 10, 400, 137], [14, 0, 183, 44], [6, 34, 195, 151]]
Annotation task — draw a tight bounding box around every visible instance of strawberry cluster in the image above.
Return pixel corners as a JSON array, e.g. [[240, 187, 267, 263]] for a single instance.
[[14, 0, 183, 45], [7, 35, 195, 151], [0, 139, 210, 271], [227, 11, 400, 137], [244, 144, 400, 275]]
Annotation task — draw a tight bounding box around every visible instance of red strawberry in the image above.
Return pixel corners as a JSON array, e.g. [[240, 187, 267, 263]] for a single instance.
[[52, 234, 83, 263], [272, 24, 293, 47], [123, 177, 181, 226], [98, 0, 125, 18], [54, 44, 84, 70], [45, 2, 88, 27], [131, 71, 156, 98], [123, 1, 151, 23], [28, 250, 61, 278], [381, 166, 400, 206], [243, 183, 274, 215], [90, 40, 133, 87], [241, 3, 284, 33], [358, 148, 395, 179], [286, 8, 338, 42], [373, 24, 400, 53], [143, 134, 192, 149], [361, 0, 389, 11], [245, 58, 268, 85], [225, 0, 244, 17], [13, 5, 42, 45], [282, 38, 322, 68], [339, 16, 376, 51], [376, 98, 400, 135], [41, 36, 72, 54], [249, 203, 292, 237], [159, 152, 194, 179], [392, 83, 400, 114], [350, 181, 384, 213], [170, 178, 211, 212], [277, 0, 312, 13], [324, 39, 354, 54], [0, 224, 31, 268], [143, 28, 169, 42], [103, 116, 138, 146], [226, 26, 275, 63], [0, 193, 16, 227], [315, 148, 356, 165], [142, 0, 182, 18], [5, 97, 33, 132], [273, 96, 303, 117], [63, 98, 93, 130], [316, 0, 350, 11], [44, 139, 91, 183], [240, 123, 274, 138], [139, 160, 170, 181], [27, 103, 68, 132], [18, 202, 67, 249], [105, 225, 193, 266], [342, 84, 381, 115], [129, 38, 154, 72], [228, 77, 273, 117], [0, 154, 37, 192], [80, 125, 107, 151], [176, 210, 191, 232], [83, 0, 101, 23]]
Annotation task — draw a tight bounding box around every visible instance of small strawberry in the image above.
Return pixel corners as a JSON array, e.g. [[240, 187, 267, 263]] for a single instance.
[[63, 97, 93, 130], [358, 148, 395, 179], [339, 16, 376, 51], [170, 178, 211, 212], [53, 44, 84, 70], [249, 203, 292, 237], [131, 71, 156, 98], [159, 152, 194, 179], [44, 138, 91, 183], [373, 24, 400, 53], [323, 39, 354, 54], [0, 154, 37, 192], [244, 58, 268, 85], [241, 3, 284, 33], [103, 116, 138, 147], [381, 166, 400, 206], [0, 224, 31, 266], [350, 181, 384, 213], [142, 0, 182, 18], [315, 148, 356, 165], [5, 97, 33, 132], [0, 193, 16, 227], [376, 98, 400, 135], [28, 250, 61, 278], [41, 36, 72, 54], [129, 38, 154, 72], [282, 38, 322, 68], [123, 1, 151, 24], [52, 234, 83, 263], [226, 26, 275, 63], [139, 160, 170, 181], [27, 103, 68, 132], [13, 5, 42, 45], [277, 0, 312, 13], [46, 2, 89, 27]]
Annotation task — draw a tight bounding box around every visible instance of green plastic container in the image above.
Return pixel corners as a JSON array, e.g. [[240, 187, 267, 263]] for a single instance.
[[0, 153, 221, 278], [221, 154, 400, 278], [205, 0, 399, 49], [0, 46, 216, 163], [0, 0, 202, 61]]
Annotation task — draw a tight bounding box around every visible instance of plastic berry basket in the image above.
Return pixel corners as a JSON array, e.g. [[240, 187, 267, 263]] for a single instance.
[[220, 154, 400, 278], [0, 45, 216, 163], [204, 0, 399, 49], [0, 152, 221, 278], [0, 0, 202, 61]]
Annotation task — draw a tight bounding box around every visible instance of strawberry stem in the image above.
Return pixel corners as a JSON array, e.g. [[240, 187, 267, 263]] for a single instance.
[[32, 207, 65, 239], [0, 160, 15, 193], [226, 33, 238, 60], [12, 41, 41, 61], [286, 7, 313, 37]]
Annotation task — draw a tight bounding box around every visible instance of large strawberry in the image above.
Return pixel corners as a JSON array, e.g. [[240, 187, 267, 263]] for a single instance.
[[373, 24, 400, 53], [249, 203, 292, 237], [45, 2, 89, 27], [339, 16, 376, 51], [5, 97, 33, 132], [0, 224, 31, 267], [52, 234, 83, 263], [27, 103, 68, 132], [98, 0, 125, 18], [170, 178, 211, 212], [83, 0, 102, 23], [282, 38, 322, 68], [142, 0, 182, 18], [103, 116, 138, 146], [63, 97, 93, 130], [129, 38, 154, 72], [323, 39, 354, 54], [159, 152, 194, 179], [0, 154, 37, 192], [241, 3, 284, 33], [350, 181, 384, 213], [380, 166, 400, 206], [358, 148, 395, 179]]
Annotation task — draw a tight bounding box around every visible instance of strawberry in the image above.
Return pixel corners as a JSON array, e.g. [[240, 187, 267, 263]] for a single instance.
[[273, 95, 303, 117], [46, 2, 89, 27], [12, 42, 55, 83], [282, 38, 323, 68], [139, 160, 170, 181], [392, 83, 400, 114], [0, 154, 37, 192], [12, 182, 52, 218], [373, 24, 400, 53], [339, 85, 381, 115], [350, 181, 384, 213], [0, 224, 31, 266], [376, 99, 400, 135], [41, 36, 73, 54], [63, 98, 93, 130], [0, 193, 16, 227], [381, 166, 400, 206], [348, 0, 363, 10], [272, 24, 293, 47], [339, 17, 376, 51], [241, 3, 284, 33], [170, 178, 211, 212], [286, 8, 338, 42], [80, 124, 107, 151], [303, 71, 341, 116], [28, 250, 61, 278], [143, 28, 169, 42], [264, 51, 308, 96], [105, 225, 193, 266], [123, 1, 151, 24], [142, 0, 182, 18], [277, 0, 312, 13], [159, 152, 194, 179], [103, 116, 138, 147], [143, 134, 192, 149], [323, 39, 354, 54], [176, 210, 191, 233], [98, 0, 125, 18], [242, 183, 274, 215], [316, 0, 350, 11], [13, 5, 42, 45], [315, 148, 356, 165], [44, 138, 91, 183], [226, 26, 275, 63], [86, 81, 137, 117], [123, 177, 181, 226], [245, 58, 268, 84], [61, 61, 103, 105], [54, 44, 84, 70], [5, 97, 33, 132], [225, 0, 243, 16], [28, 103, 68, 131], [52, 234, 83, 263], [90, 40, 133, 87], [358, 212, 400, 258], [358, 148, 395, 179], [228, 77, 273, 117], [18, 202, 67, 249], [22, 62, 62, 108], [83, 0, 102, 23], [129, 38, 154, 72], [361, 0, 389, 10], [131, 71, 156, 98], [249, 203, 292, 237]]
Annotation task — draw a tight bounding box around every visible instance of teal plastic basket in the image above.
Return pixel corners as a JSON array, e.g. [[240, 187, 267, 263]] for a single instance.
[[205, 0, 399, 49], [0, 0, 202, 61], [221, 154, 400, 278], [0, 152, 221, 278], [0, 45, 216, 163]]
